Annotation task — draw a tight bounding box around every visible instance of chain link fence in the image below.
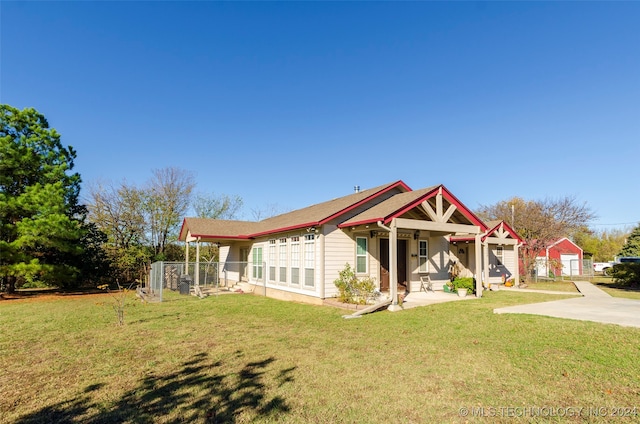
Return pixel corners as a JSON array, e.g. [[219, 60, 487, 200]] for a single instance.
[[148, 261, 265, 301], [533, 258, 594, 281]]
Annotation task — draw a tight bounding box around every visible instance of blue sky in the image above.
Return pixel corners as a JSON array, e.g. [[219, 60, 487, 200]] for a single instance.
[[2, 1, 639, 229]]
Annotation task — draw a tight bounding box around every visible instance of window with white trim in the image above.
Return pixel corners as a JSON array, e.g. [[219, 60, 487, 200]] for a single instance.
[[304, 234, 315, 288], [419, 240, 429, 272], [290, 236, 300, 285], [279, 237, 287, 283], [252, 247, 263, 280], [268, 240, 276, 282], [356, 237, 368, 274], [495, 246, 504, 266]]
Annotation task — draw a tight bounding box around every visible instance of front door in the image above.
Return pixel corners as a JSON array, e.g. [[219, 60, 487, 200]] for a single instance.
[[379, 238, 408, 292]]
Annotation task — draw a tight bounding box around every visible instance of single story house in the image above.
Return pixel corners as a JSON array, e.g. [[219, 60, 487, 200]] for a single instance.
[[535, 237, 583, 277], [178, 181, 523, 310]]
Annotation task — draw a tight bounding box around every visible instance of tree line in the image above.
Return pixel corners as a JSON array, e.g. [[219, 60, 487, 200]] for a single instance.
[[1, 104, 638, 292], [1, 105, 243, 292]]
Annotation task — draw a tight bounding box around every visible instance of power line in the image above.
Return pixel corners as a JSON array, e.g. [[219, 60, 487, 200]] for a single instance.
[[591, 221, 639, 227]]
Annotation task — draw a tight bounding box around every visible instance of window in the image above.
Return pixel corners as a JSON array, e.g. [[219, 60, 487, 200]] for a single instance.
[[252, 247, 263, 280], [279, 238, 287, 283], [495, 246, 504, 266], [268, 240, 276, 282], [419, 240, 429, 272], [356, 237, 368, 273], [304, 234, 315, 287], [291, 236, 300, 285]]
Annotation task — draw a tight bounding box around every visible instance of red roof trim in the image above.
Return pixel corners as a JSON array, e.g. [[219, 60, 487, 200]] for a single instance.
[[493, 221, 523, 243], [178, 218, 188, 241], [320, 180, 410, 226], [190, 234, 252, 240], [338, 218, 383, 228], [440, 186, 488, 231], [449, 236, 475, 242]]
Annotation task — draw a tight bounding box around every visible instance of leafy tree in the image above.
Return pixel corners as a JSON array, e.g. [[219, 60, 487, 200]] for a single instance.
[[144, 167, 195, 259], [0, 105, 85, 292], [87, 180, 150, 283], [618, 224, 640, 257], [476, 195, 595, 280], [87, 180, 146, 250], [573, 226, 630, 262]]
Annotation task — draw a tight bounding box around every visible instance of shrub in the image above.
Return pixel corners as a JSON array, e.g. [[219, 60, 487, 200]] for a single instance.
[[334, 263, 377, 304], [452, 277, 475, 294], [611, 263, 640, 288]]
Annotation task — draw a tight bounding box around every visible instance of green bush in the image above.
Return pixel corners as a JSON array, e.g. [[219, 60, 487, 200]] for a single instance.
[[611, 263, 640, 287], [452, 277, 475, 294], [334, 263, 377, 304]]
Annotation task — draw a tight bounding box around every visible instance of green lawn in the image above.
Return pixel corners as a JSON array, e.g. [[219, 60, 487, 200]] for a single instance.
[[523, 281, 579, 293], [1, 290, 639, 423]]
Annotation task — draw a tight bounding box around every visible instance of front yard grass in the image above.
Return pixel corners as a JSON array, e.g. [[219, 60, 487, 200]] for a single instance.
[[591, 276, 640, 300], [1, 290, 639, 423], [523, 280, 579, 293]]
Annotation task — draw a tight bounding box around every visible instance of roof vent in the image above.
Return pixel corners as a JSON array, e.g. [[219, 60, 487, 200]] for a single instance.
[[354, 185, 360, 193]]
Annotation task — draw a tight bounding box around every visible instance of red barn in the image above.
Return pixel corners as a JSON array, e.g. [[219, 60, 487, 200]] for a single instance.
[[536, 238, 583, 277]]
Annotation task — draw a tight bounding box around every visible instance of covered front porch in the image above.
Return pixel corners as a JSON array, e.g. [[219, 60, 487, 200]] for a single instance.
[[338, 186, 487, 311]]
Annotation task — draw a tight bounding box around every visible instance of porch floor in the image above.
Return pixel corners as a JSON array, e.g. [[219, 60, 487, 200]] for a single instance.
[[401, 290, 474, 309]]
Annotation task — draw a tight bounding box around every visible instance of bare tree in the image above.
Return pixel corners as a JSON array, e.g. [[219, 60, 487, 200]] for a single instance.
[[250, 203, 288, 221], [476, 195, 595, 280], [193, 193, 243, 219], [144, 167, 195, 258]]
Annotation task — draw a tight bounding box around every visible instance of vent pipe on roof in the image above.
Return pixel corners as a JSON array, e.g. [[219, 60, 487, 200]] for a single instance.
[[354, 185, 360, 193]]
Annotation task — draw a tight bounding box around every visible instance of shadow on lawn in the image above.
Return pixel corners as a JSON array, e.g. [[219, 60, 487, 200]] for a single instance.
[[16, 352, 294, 423]]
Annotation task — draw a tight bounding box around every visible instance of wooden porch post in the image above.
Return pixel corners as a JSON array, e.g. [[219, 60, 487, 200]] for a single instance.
[[388, 219, 402, 311], [514, 243, 520, 287], [195, 237, 200, 287], [483, 241, 490, 290], [475, 233, 483, 297]]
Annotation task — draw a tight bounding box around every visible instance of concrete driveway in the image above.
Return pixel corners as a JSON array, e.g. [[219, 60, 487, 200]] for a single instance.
[[494, 281, 640, 328]]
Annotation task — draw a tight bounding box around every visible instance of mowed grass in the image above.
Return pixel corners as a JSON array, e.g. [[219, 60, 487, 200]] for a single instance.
[[1, 290, 640, 423], [523, 281, 580, 293]]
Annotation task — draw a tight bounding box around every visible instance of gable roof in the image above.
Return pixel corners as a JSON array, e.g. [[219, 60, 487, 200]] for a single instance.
[[547, 237, 583, 252], [179, 180, 410, 241], [450, 220, 523, 243], [338, 184, 487, 230]]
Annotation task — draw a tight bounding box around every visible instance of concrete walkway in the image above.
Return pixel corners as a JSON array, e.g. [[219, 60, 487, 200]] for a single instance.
[[494, 281, 640, 328], [402, 290, 474, 309]]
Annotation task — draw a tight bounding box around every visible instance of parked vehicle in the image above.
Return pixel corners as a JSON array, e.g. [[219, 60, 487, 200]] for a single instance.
[[593, 262, 614, 275], [616, 256, 640, 264]]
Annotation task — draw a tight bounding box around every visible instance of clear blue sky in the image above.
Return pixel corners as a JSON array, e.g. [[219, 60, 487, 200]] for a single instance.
[[2, 1, 639, 229]]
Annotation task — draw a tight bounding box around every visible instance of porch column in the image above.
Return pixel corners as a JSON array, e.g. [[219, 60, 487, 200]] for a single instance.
[[388, 219, 402, 312], [185, 241, 189, 275], [475, 234, 482, 298], [195, 237, 201, 288], [481, 242, 487, 290], [514, 243, 520, 287]]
